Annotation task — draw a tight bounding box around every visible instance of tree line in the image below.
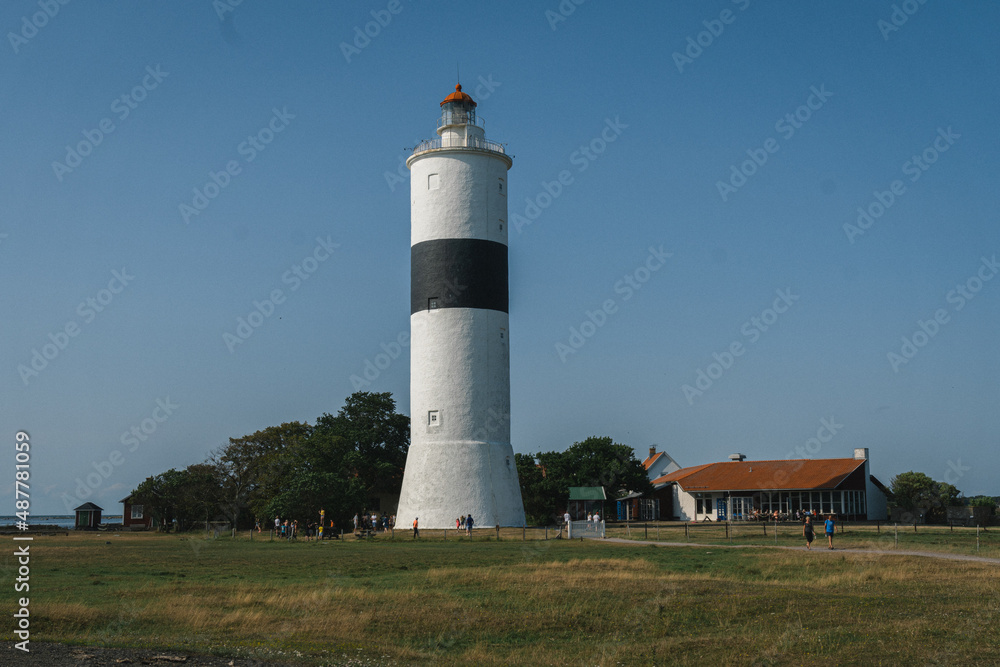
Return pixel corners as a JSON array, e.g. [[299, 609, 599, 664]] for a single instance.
[[888, 470, 996, 522], [132, 392, 408, 531], [130, 391, 654, 531]]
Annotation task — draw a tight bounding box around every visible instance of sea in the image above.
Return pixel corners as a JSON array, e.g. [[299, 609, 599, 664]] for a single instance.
[[0, 515, 122, 529]]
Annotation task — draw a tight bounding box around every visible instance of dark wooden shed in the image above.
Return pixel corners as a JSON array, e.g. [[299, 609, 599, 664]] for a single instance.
[[73, 502, 103, 530]]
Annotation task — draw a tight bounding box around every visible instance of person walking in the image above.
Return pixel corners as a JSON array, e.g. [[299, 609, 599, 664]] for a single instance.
[[412, 516, 419, 539], [803, 515, 815, 550], [825, 515, 836, 549], [466, 514, 474, 536]]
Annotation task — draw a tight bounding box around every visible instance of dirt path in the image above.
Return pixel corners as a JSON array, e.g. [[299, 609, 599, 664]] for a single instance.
[[595, 536, 1000, 565], [2, 642, 296, 666]]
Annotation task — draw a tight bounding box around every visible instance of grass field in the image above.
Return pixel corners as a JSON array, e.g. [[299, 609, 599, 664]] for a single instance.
[[9, 528, 1000, 666]]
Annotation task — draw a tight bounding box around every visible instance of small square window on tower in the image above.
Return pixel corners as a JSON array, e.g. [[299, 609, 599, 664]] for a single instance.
[[428, 173, 440, 189], [499, 219, 504, 231], [498, 178, 505, 195], [428, 410, 440, 426], [428, 297, 439, 310]]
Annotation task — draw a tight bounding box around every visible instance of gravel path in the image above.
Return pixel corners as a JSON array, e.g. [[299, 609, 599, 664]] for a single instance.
[[596, 536, 1000, 565]]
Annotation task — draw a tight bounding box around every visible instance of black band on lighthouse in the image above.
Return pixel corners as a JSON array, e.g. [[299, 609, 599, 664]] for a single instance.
[[411, 238, 508, 314]]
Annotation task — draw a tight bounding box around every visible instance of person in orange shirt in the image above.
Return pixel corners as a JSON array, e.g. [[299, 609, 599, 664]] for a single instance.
[[412, 517, 419, 539]]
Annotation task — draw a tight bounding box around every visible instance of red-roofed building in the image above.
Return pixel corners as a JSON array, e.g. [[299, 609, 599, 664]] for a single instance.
[[642, 445, 680, 482], [652, 448, 888, 521], [617, 445, 683, 521]]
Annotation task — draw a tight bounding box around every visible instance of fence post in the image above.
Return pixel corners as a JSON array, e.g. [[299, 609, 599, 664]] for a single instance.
[[523, 524, 525, 541], [644, 523, 648, 539], [685, 523, 689, 539], [496, 524, 500, 540], [894, 523, 898, 547], [545, 526, 548, 540], [763, 523, 767, 537], [876, 521, 880, 534], [977, 525, 980, 554]]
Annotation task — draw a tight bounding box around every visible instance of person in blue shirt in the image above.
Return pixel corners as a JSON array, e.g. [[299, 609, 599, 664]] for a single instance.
[[825, 515, 836, 549]]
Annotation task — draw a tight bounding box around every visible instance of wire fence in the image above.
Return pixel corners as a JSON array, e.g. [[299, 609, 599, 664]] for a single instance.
[[244, 521, 998, 558], [601, 520, 1000, 558]]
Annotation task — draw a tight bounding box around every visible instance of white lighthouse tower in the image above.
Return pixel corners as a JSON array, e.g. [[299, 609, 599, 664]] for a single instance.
[[396, 83, 525, 529]]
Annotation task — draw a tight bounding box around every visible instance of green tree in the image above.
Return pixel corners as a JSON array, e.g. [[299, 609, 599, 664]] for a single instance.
[[889, 471, 937, 511], [214, 421, 313, 528], [889, 471, 963, 523], [314, 391, 410, 502], [262, 429, 367, 530], [968, 495, 997, 514], [516, 437, 651, 524]]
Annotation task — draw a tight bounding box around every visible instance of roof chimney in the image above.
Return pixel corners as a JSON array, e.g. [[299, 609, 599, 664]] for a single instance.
[[649, 445, 656, 458], [729, 453, 746, 462], [854, 447, 869, 461]]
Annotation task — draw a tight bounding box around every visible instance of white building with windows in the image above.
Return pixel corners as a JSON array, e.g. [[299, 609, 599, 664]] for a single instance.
[[652, 448, 888, 521]]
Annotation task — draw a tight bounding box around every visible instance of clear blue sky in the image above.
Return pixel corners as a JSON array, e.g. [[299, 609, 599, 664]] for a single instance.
[[3, 1, 997, 515]]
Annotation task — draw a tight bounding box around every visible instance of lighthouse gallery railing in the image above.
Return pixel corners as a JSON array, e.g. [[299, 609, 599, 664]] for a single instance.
[[412, 135, 507, 156]]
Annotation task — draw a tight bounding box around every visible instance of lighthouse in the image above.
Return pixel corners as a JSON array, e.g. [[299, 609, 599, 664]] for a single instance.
[[395, 84, 526, 529]]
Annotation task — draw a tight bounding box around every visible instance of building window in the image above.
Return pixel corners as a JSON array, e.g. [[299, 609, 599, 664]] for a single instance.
[[428, 297, 439, 310], [696, 496, 713, 515], [428, 410, 440, 426], [428, 173, 440, 189], [131, 504, 144, 520], [498, 179, 504, 194]]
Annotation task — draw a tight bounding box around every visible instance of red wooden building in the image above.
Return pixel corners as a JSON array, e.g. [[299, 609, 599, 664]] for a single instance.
[[119, 494, 153, 530]]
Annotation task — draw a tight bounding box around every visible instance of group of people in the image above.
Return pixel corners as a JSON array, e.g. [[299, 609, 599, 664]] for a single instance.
[[802, 514, 836, 550], [561, 511, 601, 532], [353, 512, 394, 534], [271, 517, 329, 541], [454, 515, 475, 535]]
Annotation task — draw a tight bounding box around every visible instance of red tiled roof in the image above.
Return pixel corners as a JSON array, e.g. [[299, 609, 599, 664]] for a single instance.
[[651, 458, 865, 491], [642, 451, 664, 470]]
